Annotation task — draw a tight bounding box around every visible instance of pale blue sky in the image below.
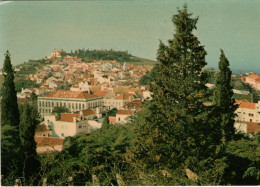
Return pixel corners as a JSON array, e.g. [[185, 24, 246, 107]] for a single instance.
[[0, 0, 259, 73]]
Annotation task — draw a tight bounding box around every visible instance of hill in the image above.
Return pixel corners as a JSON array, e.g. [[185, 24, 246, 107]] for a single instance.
[[68, 49, 157, 65]]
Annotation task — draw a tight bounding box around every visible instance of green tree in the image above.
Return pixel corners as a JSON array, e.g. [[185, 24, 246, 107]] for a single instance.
[[1, 50, 20, 127], [130, 5, 217, 172], [52, 106, 70, 114], [1, 125, 22, 185], [19, 104, 41, 184], [102, 114, 110, 129], [1, 51, 22, 184], [213, 50, 237, 145]]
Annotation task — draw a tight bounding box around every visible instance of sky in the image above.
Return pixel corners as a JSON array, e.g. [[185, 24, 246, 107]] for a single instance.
[[0, 0, 259, 74]]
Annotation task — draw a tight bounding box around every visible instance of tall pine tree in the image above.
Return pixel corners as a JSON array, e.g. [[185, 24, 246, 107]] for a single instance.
[[19, 104, 41, 184], [102, 114, 110, 129], [213, 50, 236, 145], [130, 5, 216, 171], [1, 50, 20, 127], [1, 51, 22, 184]]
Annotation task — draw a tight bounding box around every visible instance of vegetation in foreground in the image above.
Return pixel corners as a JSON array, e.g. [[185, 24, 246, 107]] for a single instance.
[[1, 5, 259, 186]]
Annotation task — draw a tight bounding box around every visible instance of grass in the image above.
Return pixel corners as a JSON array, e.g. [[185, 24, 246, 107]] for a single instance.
[[0, 75, 3, 86], [127, 57, 157, 66], [233, 94, 253, 102]]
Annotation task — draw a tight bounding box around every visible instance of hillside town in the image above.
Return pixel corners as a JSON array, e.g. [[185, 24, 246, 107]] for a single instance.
[[7, 49, 258, 154], [9, 49, 152, 153]]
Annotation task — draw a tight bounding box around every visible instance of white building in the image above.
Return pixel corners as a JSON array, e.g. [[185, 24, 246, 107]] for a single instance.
[[38, 90, 103, 116], [101, 62, 113, 71], [235, 100, 260, 123], [116, 110, 134, 124], [103, 93, 135, 110], [43, 109, 97, 138], [70, 81, 90, 93]]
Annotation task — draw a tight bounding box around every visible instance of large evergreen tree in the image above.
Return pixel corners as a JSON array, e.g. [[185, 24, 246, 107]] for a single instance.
[[213, 50, 236, 145], [130, 5, 216, 171], [102, 114, 110, 129], [19, 104, 41, 184], [1, 50, 20, 127], [1, 51, 22, 184]]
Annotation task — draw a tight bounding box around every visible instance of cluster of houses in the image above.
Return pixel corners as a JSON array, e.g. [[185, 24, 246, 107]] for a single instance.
[[16, 49, 260, 153], [17, 49, 153, 101], [13, 49, 154, 154]]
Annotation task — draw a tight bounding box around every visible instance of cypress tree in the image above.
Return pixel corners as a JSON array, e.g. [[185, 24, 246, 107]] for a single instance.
[[1, 51, 22, 183], [213, 50, 236, 145], [19, 104, 40, 184], [130, 5, 215, 171], [1, 50, 20, 127], [102, 114, 110, 129]]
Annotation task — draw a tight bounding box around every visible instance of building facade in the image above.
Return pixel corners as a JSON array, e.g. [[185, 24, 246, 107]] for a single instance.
[[235, 100, 260, 123], [38, 90, 103, 116]]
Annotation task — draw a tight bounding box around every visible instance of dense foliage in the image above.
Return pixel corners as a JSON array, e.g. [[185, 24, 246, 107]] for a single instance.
[[38, 124, 135, 186], [19, 104, 41, 184], [213, 50, 237, 145], [68, 49, 139, 62], [139, 68, 156, 85], [1, 51, 20, 127], [130, 4, 215, 171]]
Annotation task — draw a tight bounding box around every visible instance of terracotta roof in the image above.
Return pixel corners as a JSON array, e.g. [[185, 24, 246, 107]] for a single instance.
[[35, 124, 51, 134], [124, 100, 142, 108], [114, 93, 135, 100], [58, 113, 78, 122], [43, 90, 98, 100], [109, 117, 117, 123], [245, 122, 260, 134], [34, 137, 64, 147], [235, 100, 256, 110], [117, 110, 134, 115], [94, 90, 111, 97], [246, 73, 260, 81], [81, 109, 96, 117]]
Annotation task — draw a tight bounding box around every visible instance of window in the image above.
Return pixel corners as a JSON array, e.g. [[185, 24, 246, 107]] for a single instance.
[[61, 133, 64, 137], [39, 102, 41, 107], [249, 113, 254, 117], [76, 103, 78, 109], [72, 103, 74, 109], [79, 103, 81, 110], [79, 125, 82, 129], [52, 102, 54, 107], [83, 104, 85, 109], [69, 103, 71, 108]]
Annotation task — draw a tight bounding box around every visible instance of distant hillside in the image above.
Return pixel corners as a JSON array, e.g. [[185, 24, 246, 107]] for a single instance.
[[68, 49, 157, 65]]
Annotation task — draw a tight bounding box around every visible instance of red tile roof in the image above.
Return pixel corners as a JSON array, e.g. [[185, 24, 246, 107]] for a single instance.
[[35, 124, 51, 134], [235, 100, 256, 110], [245, 122, 260, 134], [94, 90, 111, 97], [247, 73, 260, 81], [124, 99, 142, 109], [43, 90, 99, 100], [34, 137, 64, 147], [117, 110, 134, 115], [81, 109, 96, 117], [114, 93, 135, 100], [109, 117, 117, 123], [58, 113, 78, 122]]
